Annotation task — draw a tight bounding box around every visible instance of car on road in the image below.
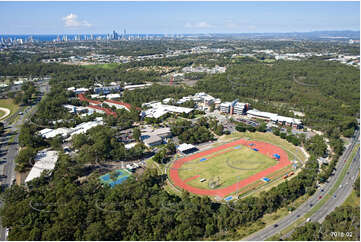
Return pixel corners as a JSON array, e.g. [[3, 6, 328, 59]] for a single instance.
[[273, 224, 278, 228], [18, 112, 23, 115], [333, 194, 337, 198], [319, 196, 322, 199], [306, 218, 311, 222], [309, 203, 313, 207], [321, 189, 324, 192]]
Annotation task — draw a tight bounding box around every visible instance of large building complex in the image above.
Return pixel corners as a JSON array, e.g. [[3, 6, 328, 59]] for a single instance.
[[247, 109, 302, 128], [219, 100, 250, 115]]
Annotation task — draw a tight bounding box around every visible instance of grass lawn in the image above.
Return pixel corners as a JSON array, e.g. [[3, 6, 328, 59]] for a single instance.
[[0, 98, 19, 119], [83, 63, 120, 70], [343, 189, 360, 208], [221, 132, 307, 163], [178, 144, 278, 189]]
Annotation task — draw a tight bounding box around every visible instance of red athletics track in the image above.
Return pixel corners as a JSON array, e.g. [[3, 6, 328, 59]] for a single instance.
[[169, 139, 291, 198]]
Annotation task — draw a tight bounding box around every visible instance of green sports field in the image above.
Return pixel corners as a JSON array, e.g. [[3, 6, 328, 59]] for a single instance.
[[220, 132, 307, 163], [178, 144, 278, 190]]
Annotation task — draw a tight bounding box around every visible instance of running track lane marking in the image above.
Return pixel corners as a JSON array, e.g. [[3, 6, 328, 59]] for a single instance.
[[169, 139, 291, 198], [183, 175, 201, 183]]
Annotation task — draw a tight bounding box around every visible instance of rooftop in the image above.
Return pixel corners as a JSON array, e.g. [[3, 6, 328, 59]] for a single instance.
[[25, 149, 59, 183]]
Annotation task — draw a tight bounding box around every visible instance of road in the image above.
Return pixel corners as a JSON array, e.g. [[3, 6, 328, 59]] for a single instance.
[[0, 81, 49, 241], [243, 129, 360, 241]]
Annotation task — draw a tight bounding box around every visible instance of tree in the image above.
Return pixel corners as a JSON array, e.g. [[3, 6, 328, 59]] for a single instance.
[[133, 127, 141, 142], [49, 136, 63, 151], [166, 142, 176, 155], [14, 92, 24, 105], [247, 126, 256, 132], [354, 176, 360, 197], [15, 147, 36, 172], [273, 127, 280, 136], [72, 133, 89, 149], [153, 149, 166, 164], [257, 123, 267, 132], [209, 103, 215, 112], [215, 125, 224, 136], [236, 123, 246, 132]]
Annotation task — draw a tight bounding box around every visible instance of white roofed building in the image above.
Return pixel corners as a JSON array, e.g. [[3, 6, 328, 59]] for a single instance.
[[25, 149, 59, 183], [247, 109, 302, 128], [124, 83, 152, 91], [141, 102, 193, 119], [247, 109, 278, 120], [39, 128, 72, 139], [106, 93, 121, 99], [143, 135, 163, 147], [141, 126, 172, 140], [162, 98, 174, 104], [177, 143, 198, 154]]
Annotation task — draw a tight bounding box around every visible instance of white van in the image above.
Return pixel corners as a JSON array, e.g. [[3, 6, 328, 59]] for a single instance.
[[306, 218, 311, 222]]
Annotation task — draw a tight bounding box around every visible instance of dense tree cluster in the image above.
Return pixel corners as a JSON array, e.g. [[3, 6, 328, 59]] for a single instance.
[[122, 84, 195, 107], [1, 152, 321, 241], [304, 135, 328, 158], [170, 118, 215, 144], [236, 122, 256, 133], [195, 60, 359, 137], [72, 125, 147, 163]]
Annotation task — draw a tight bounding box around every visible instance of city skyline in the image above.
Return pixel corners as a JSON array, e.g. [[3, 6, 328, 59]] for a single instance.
[[0, 1, 359, 35]]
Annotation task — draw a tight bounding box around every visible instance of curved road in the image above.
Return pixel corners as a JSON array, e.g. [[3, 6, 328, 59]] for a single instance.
[[0, 108, 10, 121], [243, 129, 359, 241]]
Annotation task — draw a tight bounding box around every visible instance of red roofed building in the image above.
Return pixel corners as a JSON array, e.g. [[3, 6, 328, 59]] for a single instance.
[[88, 105, 117, 118], [78, 94, 102, 106], [104, 100, 140, 112]]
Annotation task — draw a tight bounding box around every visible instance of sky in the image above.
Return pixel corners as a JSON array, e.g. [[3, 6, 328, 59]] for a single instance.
[[0, 1, 359, 34]]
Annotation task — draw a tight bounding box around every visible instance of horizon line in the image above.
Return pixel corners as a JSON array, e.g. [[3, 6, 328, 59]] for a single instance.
[[1, 29, 360, 36]]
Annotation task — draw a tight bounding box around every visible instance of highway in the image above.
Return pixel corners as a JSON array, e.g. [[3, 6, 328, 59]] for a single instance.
[[0, 81, 49, 241], [243, 129, 360, 241]]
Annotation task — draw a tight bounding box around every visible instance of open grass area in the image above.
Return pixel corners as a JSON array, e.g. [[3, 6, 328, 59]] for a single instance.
[[82, 63, 120, 69], [220, 132, 307, 163], [343, 189, 360, 208], [0, 98, 19, 120], [178, 144, 278, 190]]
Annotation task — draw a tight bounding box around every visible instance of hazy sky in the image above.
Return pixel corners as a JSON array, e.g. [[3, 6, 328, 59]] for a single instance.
[[0, 1, 359, 34]]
